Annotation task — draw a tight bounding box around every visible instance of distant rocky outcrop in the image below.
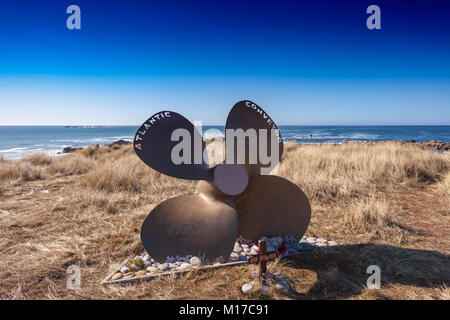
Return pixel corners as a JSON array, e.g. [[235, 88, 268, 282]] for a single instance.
[[416, 140, 450, 152], [107, 140, 131, 147], [59, 140, 132, 154], [61, 146, 83, 154], [359, 140, 450, 152]]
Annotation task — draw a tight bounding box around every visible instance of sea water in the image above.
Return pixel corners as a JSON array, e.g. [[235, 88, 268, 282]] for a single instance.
[[0, 125, 449, 159]]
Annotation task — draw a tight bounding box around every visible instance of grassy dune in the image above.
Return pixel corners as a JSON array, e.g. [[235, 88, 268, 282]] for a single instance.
[[0, 142, 448, 299]]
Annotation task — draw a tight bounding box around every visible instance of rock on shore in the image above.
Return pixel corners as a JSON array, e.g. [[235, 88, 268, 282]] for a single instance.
[[62, 146, 83, 154], [360, 140, 450, 152], [60, 140, 131, 154], [107, 140, 131, 147], [414, 140, 450, 152]]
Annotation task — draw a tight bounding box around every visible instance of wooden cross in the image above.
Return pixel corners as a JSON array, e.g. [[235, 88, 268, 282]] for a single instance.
[[258, 240, 268, 275], [247, 240, 278, 276]]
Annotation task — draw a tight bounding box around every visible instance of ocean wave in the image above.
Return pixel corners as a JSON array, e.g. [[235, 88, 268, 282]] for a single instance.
[[284, 133, 380, 140], [203, 129, 224, 140], [0, 147, 31, 153], [50, 136, 133, 144]]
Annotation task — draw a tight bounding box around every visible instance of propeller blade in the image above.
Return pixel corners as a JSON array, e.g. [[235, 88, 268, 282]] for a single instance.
[[225, 100, 284, 176], [134, 111, 212, 180], [234, 175, 311, 240], [140, 193, 238, 262]]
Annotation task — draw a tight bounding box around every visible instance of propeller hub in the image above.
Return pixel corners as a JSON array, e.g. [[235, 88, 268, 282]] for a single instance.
[[213, 163, 248, 196]]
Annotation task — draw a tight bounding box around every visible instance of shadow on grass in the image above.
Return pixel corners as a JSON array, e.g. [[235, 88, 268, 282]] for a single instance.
[[281, 243, 450, 299]]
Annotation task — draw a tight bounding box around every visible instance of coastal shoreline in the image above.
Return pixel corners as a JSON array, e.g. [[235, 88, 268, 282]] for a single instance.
[[47, 139, 450, 157], [1, 125, 449, 159], [1, 138, 449, 161]]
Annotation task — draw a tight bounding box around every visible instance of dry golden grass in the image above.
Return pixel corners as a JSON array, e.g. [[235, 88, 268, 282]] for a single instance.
[[438, 285, 450, 300], [279, 142, 448, 201], [0, 142, 448, 300], [47, 154, 95, 176], [0, 159, 46, 182], [341, 195, 390, 233], [21, 153, 53, 166], [434, 171, 450, 213]]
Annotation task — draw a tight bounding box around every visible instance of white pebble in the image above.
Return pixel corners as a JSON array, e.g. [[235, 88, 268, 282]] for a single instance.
[[233, 246, 243, 254], [159, 263, 170, 271], [230, 252, 239, 259], [190, 256, 201, 266], [120, 266, 129, 273], [143, 254, 150, 261], [241, 283, 253, 293], [178, 262, 191, 270], [316, 238, 327, 243], [328, 241, 337, 246], [146, 266, 157, 273]]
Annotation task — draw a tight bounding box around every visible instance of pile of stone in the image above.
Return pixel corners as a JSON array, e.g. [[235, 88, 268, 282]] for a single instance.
[[229, 235, 337, 262], [107, 235, 338, 282], [417, 140, 450, 152], [110, 254, 203, 281], [242, 273, 290, 295]]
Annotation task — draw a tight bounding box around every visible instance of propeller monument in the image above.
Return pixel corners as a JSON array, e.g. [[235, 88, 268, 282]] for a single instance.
[[134, 100, 311, 262]]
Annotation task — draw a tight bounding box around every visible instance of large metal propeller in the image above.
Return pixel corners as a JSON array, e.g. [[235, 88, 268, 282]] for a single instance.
[[134, 101, 311, 262]]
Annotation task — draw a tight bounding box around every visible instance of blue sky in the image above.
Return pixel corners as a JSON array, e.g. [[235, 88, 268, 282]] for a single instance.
[[0, 0, 449, 125]]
